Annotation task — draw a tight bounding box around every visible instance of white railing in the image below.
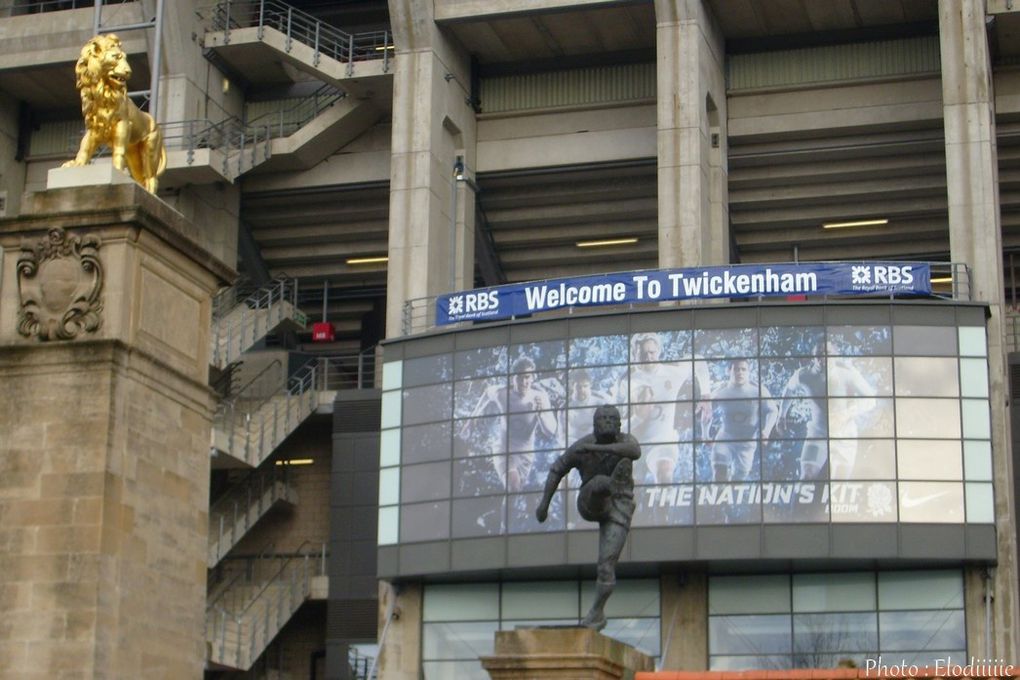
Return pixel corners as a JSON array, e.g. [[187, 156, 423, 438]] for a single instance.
[[208, 465, 296, 566], [211, 277, 306, 368], [207, 0, 392, 74], [401, 261, 973, 336], [207, 541, 326, 670]]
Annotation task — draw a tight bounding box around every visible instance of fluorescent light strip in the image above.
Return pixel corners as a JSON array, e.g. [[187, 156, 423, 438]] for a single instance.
[[275, 458, 314, 466], [347, 256, 389, 265], [374, 45, 395, 51], [930, 276, 953, 283], [822, 218, 889, 229], [576, 237, 639, 248]]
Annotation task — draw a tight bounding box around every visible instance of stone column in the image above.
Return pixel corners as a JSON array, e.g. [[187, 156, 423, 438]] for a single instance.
[[659, 572, 707, 670], [939, 0, 1020, 660], [480, 628, 653, 680], [385, 0, 478, 336], [654, 0, 728, 269], [0, 183, 233, 679], [375, 581, 423, 680]]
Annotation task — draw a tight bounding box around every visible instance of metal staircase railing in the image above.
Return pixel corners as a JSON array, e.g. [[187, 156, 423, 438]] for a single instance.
[[209, 465, 297, 567], [206, 541, 326, 670], [348, 647, 377, 680], [211, 277, 306, 369], [245, 83, 346, 139], [207, 0, 392, 74]]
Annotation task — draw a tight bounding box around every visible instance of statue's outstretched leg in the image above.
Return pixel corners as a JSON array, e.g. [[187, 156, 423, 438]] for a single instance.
[[581, 519, 628, 631]]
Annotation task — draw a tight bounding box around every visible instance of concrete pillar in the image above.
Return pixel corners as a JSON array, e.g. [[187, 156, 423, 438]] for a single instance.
[[0, 183, 232, 679], [376, 581, 423, 680], [385, 0, 477, 337], [659, 571, 708, 671], [939, 0, 1020, 659], [654, 0, 728, 269]]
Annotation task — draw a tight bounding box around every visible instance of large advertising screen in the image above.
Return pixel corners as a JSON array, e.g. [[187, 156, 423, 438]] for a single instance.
[[379, 308, 993, 549]]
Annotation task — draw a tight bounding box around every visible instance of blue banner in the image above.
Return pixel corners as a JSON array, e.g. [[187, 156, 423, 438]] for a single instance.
[[436, 262, 932, 326]]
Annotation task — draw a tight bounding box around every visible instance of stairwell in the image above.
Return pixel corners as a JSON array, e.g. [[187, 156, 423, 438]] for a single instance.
[[211, 278, 307, 369], [209, 466, 298, 567]]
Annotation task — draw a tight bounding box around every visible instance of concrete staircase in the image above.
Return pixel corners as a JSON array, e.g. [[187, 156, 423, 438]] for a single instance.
[[206, 544, 325, 671], [209, 467, 298, 567], [211, 278, 307, 370]]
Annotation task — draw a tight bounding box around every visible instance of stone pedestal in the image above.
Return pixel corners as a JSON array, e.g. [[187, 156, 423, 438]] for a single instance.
[[480, 628, 654, 680], [0, 183, 234, 679]]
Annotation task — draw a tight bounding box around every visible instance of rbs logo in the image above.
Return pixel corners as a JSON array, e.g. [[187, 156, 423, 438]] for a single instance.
[[465, 290, 499, 312], [872, 265, 913, 285]]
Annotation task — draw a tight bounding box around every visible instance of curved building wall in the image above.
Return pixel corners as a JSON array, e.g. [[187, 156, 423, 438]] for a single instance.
[[378, 301, 996, 579]]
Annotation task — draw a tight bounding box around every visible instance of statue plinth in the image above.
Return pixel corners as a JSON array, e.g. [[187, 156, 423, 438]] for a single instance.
[[0, 184, 234, 679], [47, 163, 136, 191], [480, 628, 654, 680]]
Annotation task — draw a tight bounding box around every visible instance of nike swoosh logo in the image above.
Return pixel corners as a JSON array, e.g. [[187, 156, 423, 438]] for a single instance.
[[900, 492, 949, 509]]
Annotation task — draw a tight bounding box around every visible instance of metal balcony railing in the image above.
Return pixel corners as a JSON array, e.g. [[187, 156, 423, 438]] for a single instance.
[[207, 0, 392, 74], [0, 0, 132, 15], [211, 278, 306, 368], [401, 261, 973, 337]]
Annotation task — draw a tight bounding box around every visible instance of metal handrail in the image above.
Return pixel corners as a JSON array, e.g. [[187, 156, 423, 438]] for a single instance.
[[1, 0, 132, 13], [219, 358, 283, 407], [208, 465, 294, 566], [211, 277, 305, 367], [401, 261, 973, 336], [245, 83, 346, 139], [207, 0, 391, 70], [206, 538, 277, 611]]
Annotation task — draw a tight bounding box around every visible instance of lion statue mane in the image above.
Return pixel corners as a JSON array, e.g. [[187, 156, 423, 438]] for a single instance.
[[63, 34, 166, 193]]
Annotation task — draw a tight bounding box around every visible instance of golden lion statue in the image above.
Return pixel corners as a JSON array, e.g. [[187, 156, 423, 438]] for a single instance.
[[63, 34, 166, 193]]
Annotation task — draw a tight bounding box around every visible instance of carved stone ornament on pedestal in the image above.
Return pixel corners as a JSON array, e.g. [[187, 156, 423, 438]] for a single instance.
[[17, 227, 103, 341]]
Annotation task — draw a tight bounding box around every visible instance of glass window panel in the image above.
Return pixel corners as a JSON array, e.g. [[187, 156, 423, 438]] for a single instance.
[[502, 581, 579, 620], [601, 617, 661, 657], [380, 428, 400, 467], [765, 358, 826, 414], [377, 506, 398, 545], [631, 402, 682, 445], [828, 357, 892, 396], [404, 354, 452, 387], [451, 496, 506, 538], [568, 366, 626, 407], [830, 439, 895, 480], [401, 461, 451, 503], [901, 481, 962, 526], [631, 330, 693, 362], [897, 441, 962, 480], [709, 575, 790, 615], [636, 442, 693, 485], [399, 501, 450, 542], [699, 358, 760, 398], [382, 360, 402, 391], [569, 406, 599, 442], [894, 357, 959, 397], [402, 384, 452, 425], [896, 399, 960, 439], [893, 325, 957, 356], [792, 653, 873, 669], [422, 621, 498, 660], [827, 326, 891, 356], [793, 612, 877, 652], [958, 327, 987, 357], [709, 614, 792, 654], [379, 467, 400, 506], [424, 583, 500, 622], [422, 660, 487, 680], [829, 398, 893, 438], [381, 390, 401, 429], [566, 488, 601, 530], [830, 482, 897, 523], [762, 481, 829, 523], [505, 370, 565, 413], [793, 573, 875, 612], [878, 570, 963, 609], [964, 440, 993, 481], [966, 482, 995, 523], [760, 326, 825, 357], [508, 452, 554, 492], [403, 421, 452, 464], [695, 328, 758, 358], [697, 483, 762, 523], [507, 410, 564, 453], [509, 340, 566, 371], [962, 399, 991, 439], [569, 335, 628, 367], [502, 618, 577, 629], [889, 651, 968, 668], [762, 440, 828, 481], [581, 579, 659, 618], [454, 346, 508, 380], [630, 361, 699, 403], [454, 377, 506, 418], [710, 655, 793, 671], [631, 484, 695, 527], [453, 456, 506, 497], [455, 415, 507, 458], [960, 358, 989, 398], [508, 491, 565, 533], [878, 610, 965, 651], [695, 440, 761, 483]]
